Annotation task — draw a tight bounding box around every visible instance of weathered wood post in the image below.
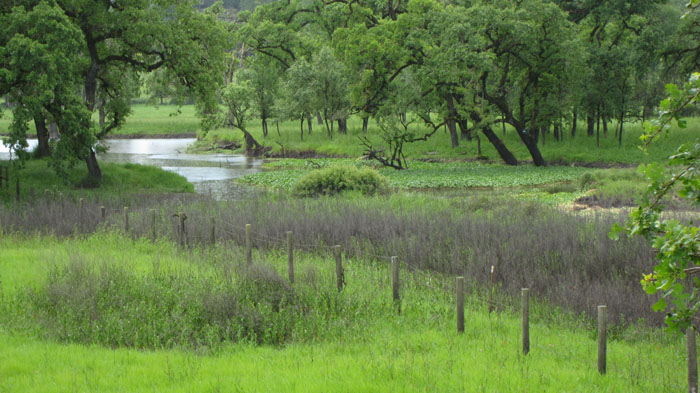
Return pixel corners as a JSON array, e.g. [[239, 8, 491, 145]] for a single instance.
[[100, 206, 106, 221], [598, 305, 607, 375], [178, 213, 186, 247], [522, 288, 530, 355], [245, 223, 252, 266], [287, 231, 294, 284], [488, 265, 495, 313], [150, 209, 156, 239], [78, 198, 85, 226], [123, 207, 129, 232], [210, 216, 216, 246], [334, 245, 344, 292], [456, 276, 465, 333], [689, 327, 698, 393], [391, 256, 400, 313]]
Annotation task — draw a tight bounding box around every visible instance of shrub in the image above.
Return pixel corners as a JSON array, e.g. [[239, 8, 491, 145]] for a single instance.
[[292, 165, 388, 197], [22, 258, 308, 350]]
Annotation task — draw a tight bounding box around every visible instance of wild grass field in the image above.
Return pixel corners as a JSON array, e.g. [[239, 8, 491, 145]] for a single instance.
[[2, 104, 699, 392], [0, 232, 689, 392]]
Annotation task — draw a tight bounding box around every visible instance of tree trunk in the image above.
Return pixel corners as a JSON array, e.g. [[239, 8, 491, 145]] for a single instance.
[[541, 126, 546, 146], [307, 116, 312, 135], [587, 114, 594, 137], [242, 128, 265, 156], [337, 118, 347, 134], [85, 149, 103, 183], [362, 117, 369, 134], [300, 116, 304, 141], [261, 118, 268, 137], [602, 115, 608, 138], [445, 95, 459, 148], [316, 113, 323, 125], [33, 113, 51, 158], [481, 126, 518, 166], [571, 107, 577, 137], [618, 112, 624, 147], [458, 118, 471, 141], [521, 131, 546, 166], [554, 123, 561, 142], [98, 102, 106, 127]]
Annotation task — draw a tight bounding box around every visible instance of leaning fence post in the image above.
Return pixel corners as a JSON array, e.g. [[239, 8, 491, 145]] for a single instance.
[[522, 288, 530, 355], [391, 256, 400, 313], [598, 305, 607, 375], [123, 207, 129, 232], [245, 223, 252, 266], [287, 231, 294, 284], [689, 327, 698, 393], [334, 245, 344, 292], [456, 276, 465, 333]]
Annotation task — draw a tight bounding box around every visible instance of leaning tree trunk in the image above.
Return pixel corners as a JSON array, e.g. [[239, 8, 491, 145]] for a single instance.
[[241, 128, 266, 156], [85, 149, 103, 183], [33, 113, 51, 158], [517, 128, 546, 166], [261, 118, 268, 137], [481, 126, 518, 166]]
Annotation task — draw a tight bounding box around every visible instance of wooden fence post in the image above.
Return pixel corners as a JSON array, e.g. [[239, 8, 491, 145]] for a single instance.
[[334, 245, 344, 292], [150, 209, 156, 239], [391, 256, 400, 313], [179, 213, 186, 247], [287, 231, 294, 284], [689, 327, 698, 393], [78, 198, 85, 226], [456, 276, 465, 333], [123, 207, 129, 232], [488, 265, 495, 313], [100, 206, 106, 221], [245, 223, 252, 266], [210, 216, 216, 246], [598, 305, 607, 375], [522, 288, 530, 355]]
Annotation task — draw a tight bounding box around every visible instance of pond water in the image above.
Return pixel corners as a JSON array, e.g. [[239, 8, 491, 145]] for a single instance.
[[0, 138, 263, 199]]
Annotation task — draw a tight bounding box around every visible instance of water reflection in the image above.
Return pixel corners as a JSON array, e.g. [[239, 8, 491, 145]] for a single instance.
[[0, 138, 263, 199]]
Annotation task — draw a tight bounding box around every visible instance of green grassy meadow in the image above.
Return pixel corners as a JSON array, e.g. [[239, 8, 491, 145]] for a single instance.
[[0, 233, 689, 392]]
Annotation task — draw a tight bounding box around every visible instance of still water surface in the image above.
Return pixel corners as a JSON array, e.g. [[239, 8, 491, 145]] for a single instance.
[[0, 138, 263, 199]]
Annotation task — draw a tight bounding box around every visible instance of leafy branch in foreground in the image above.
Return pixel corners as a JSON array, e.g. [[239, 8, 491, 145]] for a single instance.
[[612, 72, 700, 333]]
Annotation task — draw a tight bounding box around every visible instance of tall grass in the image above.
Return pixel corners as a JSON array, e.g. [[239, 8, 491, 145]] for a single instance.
[[0, 193, 663, 327]]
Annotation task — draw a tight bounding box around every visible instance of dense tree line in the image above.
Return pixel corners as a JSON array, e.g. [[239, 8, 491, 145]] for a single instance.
[[1, 0, 698, 181]]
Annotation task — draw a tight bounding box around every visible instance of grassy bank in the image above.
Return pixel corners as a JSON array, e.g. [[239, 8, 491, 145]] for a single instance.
[[4, 104, 697, 164], [0, 233, 689, 392], [0, 105, 199, 137], [0, 159, 193, 203]]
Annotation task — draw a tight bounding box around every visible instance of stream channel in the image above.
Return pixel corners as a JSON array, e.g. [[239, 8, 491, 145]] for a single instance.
[[0, 139, 264, 199]]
